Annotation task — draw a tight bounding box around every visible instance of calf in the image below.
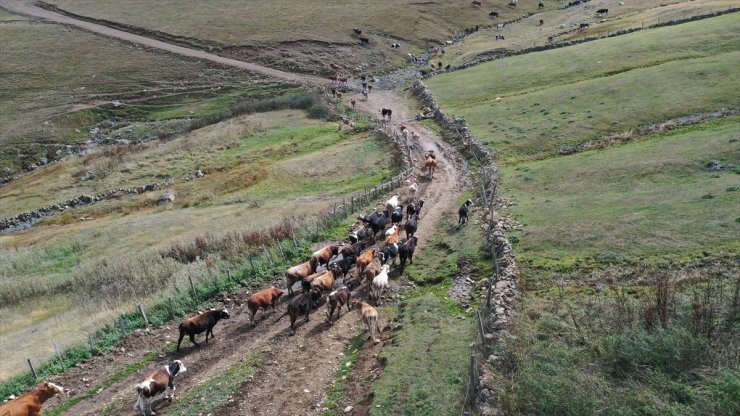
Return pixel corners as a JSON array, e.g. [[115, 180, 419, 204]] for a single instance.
[[312, 244, 340, 267], [275, 291, 320, 334], [380, 108, 392, 120], [326, 286, 352, 323], [390, 205, 404, 225], [404, 214, 418, 239], [356, 248, 377, 274], [134, 360, 186, 416], [246, 287, 284, 323], [285, 258, 318, 295], [177, 308, 230, 352], [385, 225, 401, 245], [370, 264, 390, 305], [352, 299, 382, 343], [358, 211, 387, 236], [385, 195, 400, 217], [458, 199, 474, 225], [0, 382, 64, 416], [399, 236, 418, 272]]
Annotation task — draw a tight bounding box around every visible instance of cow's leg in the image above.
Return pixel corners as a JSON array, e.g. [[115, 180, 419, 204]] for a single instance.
[[189, 333, 199, 347], [176, 331, 185, 352]]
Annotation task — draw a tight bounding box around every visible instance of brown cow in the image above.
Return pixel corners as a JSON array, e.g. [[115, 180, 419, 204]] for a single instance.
[[312, 244, 340, 267], [134, 360, 186, 416], [246, 287, 284, 323], [385, 225, 401, 245], [352, 299, 382, 343], [425, 155, 437, 177], [176, 308, 230, 352], [356, 248, 377, 274], [361, 255, 383, 284], [285, 258, 318, 295], [326, 287, 352, 323], [329, 62, 341, 71], [350, 98, 356, 110], [471, 1, 482, 7], [310, 265, 339, 295], [0, 382, 63, 416]]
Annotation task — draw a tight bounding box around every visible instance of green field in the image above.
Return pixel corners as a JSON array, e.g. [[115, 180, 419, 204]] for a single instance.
[[427, 14, 740, 163], [0, 110, 394, 380], [501, 117, 740, 277], [0, 16, 293, 172]]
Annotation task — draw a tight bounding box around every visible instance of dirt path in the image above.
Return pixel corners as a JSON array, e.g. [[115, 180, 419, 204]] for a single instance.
[[0, 0, 328, 86]]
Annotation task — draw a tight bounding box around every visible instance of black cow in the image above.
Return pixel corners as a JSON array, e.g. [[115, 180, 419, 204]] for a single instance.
[[326, 286, 352, 323], [399, 236, 418, 272], [458, 199, 474, 225], [349, 227, 370, 244], [380, 108, 392, 120], [404, 214, 418, 240], [341, 241, 365, 258], [579, 22, 589, 30], [353, 28, 362, 35], [360, 37, 370, 44], [330, 254, 356, 279], [359, 211, 387, 236], [390, 206, 404, 225], [415, 199, 425, 217], [406, 202, 417, 219], [380, 243, 399, 266], [596, 8, 608, 15], [489, 11, 499, 17], [275, 291, 321, 334]]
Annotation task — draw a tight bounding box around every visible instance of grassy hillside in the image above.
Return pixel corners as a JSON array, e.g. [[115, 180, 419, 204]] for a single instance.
[[501, 117, 740, 278], [443, 0, 736, 66], [0, 110, 394, 380], [427, 13, 740, 163], [0, 16, 294, 172]]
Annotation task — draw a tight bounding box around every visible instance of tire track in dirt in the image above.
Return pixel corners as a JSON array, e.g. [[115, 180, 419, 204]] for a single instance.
[[0, 0, 328, 86]]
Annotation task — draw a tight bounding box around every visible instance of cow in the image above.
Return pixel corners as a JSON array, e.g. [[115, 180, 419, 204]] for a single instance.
[[380, 108, 392, 120], [539, 0, 545, 9], [406, 202, 417, 221], [399, 236, 418, 272], [177, 308, 230, 352], [489, 11, 499, 17], [330, 254, 356, 279], [404, 214, 418, 239], [312, 244, 340, 267], [408, 182, 418, 200], [445, 64, 451, 71], [0, 382, 64, 416], [458, 199, 474, 224], [390, 205, 404, 225], [326, 286, 352, 323], [359, 37, 369, 44], [246, 287, 284, 323], [596, 8, 608, 15], [384, 224, 398, 237], [134, 360, 186, 416], [385, 195, 400, 217], [367, 84, 373, 94], [539, 19, 544, 26], [310, 265, 339, 296], [411, 131, 421, 140], [579, 23, 589, 30], [329, 63, 341, 71], [340, 241, 364, 258], [275, 291, 320, 334], [416, 199, 425, 217], [425, 155, 437, 177], [358, 211, 387, 236], [352, 299, 382, 343], [353, 28, 362, 35], [471, 1, 482, 7], [285, 258, 318, 295], [361, 254, 383, 284], [357, 248, 378, 275], [349, 226, 370, 244], [350, 98, 356, 110], [370, 265, 390, 305], [380, 243, 399, 266]]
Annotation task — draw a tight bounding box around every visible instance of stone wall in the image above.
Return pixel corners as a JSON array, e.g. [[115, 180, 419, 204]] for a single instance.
[[411, 80, 518, 414]]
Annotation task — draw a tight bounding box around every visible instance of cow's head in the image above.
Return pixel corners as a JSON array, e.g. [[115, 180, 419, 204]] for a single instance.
[[273, 287, 285, 298], [219, 309, 231, 320], [169, 360, 187, 376], [39, 381, 64, 396]]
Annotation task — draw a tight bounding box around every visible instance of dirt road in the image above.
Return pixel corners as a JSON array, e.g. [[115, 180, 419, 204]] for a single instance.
[[0, 0, 328, 86], [1, 2, 468, 414]]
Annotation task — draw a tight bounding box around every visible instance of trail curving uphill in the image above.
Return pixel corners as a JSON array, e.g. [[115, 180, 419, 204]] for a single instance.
[[0, 2, 469, 414], [0, 0, 329, 86]]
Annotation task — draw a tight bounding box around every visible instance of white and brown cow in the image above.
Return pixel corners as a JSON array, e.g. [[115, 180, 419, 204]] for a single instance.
[[134, 360, 187, 416]]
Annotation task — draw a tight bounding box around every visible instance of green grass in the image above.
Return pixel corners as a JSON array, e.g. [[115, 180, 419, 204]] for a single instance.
[[322, 334, 364, 416], [369, 293, 474, 416], [166, 353, 262, 416], [499, 117, 740, 280], [426, 14, 740, 163]]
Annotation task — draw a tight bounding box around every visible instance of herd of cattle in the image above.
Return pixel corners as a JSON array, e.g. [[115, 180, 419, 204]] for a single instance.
[[4, 177, 482, 415]]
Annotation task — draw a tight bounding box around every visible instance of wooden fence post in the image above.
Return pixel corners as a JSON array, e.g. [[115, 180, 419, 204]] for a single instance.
[[262, 244, 274, 267], [168, 298, 175, 318], [274, 239, 285, 259], [88, 333, 95, 352], [138, 305, 149, 326], [477, 311, 488, 356], [316, 221, 320, 241], [27, 359, 37, 379], [351, 196, 355, 213], [188, 275, 197, 299], [249, 255, 255, 273], [52, 340, 65, 370], [227, 269, 232, 282], [119, 318, 126, 338]]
